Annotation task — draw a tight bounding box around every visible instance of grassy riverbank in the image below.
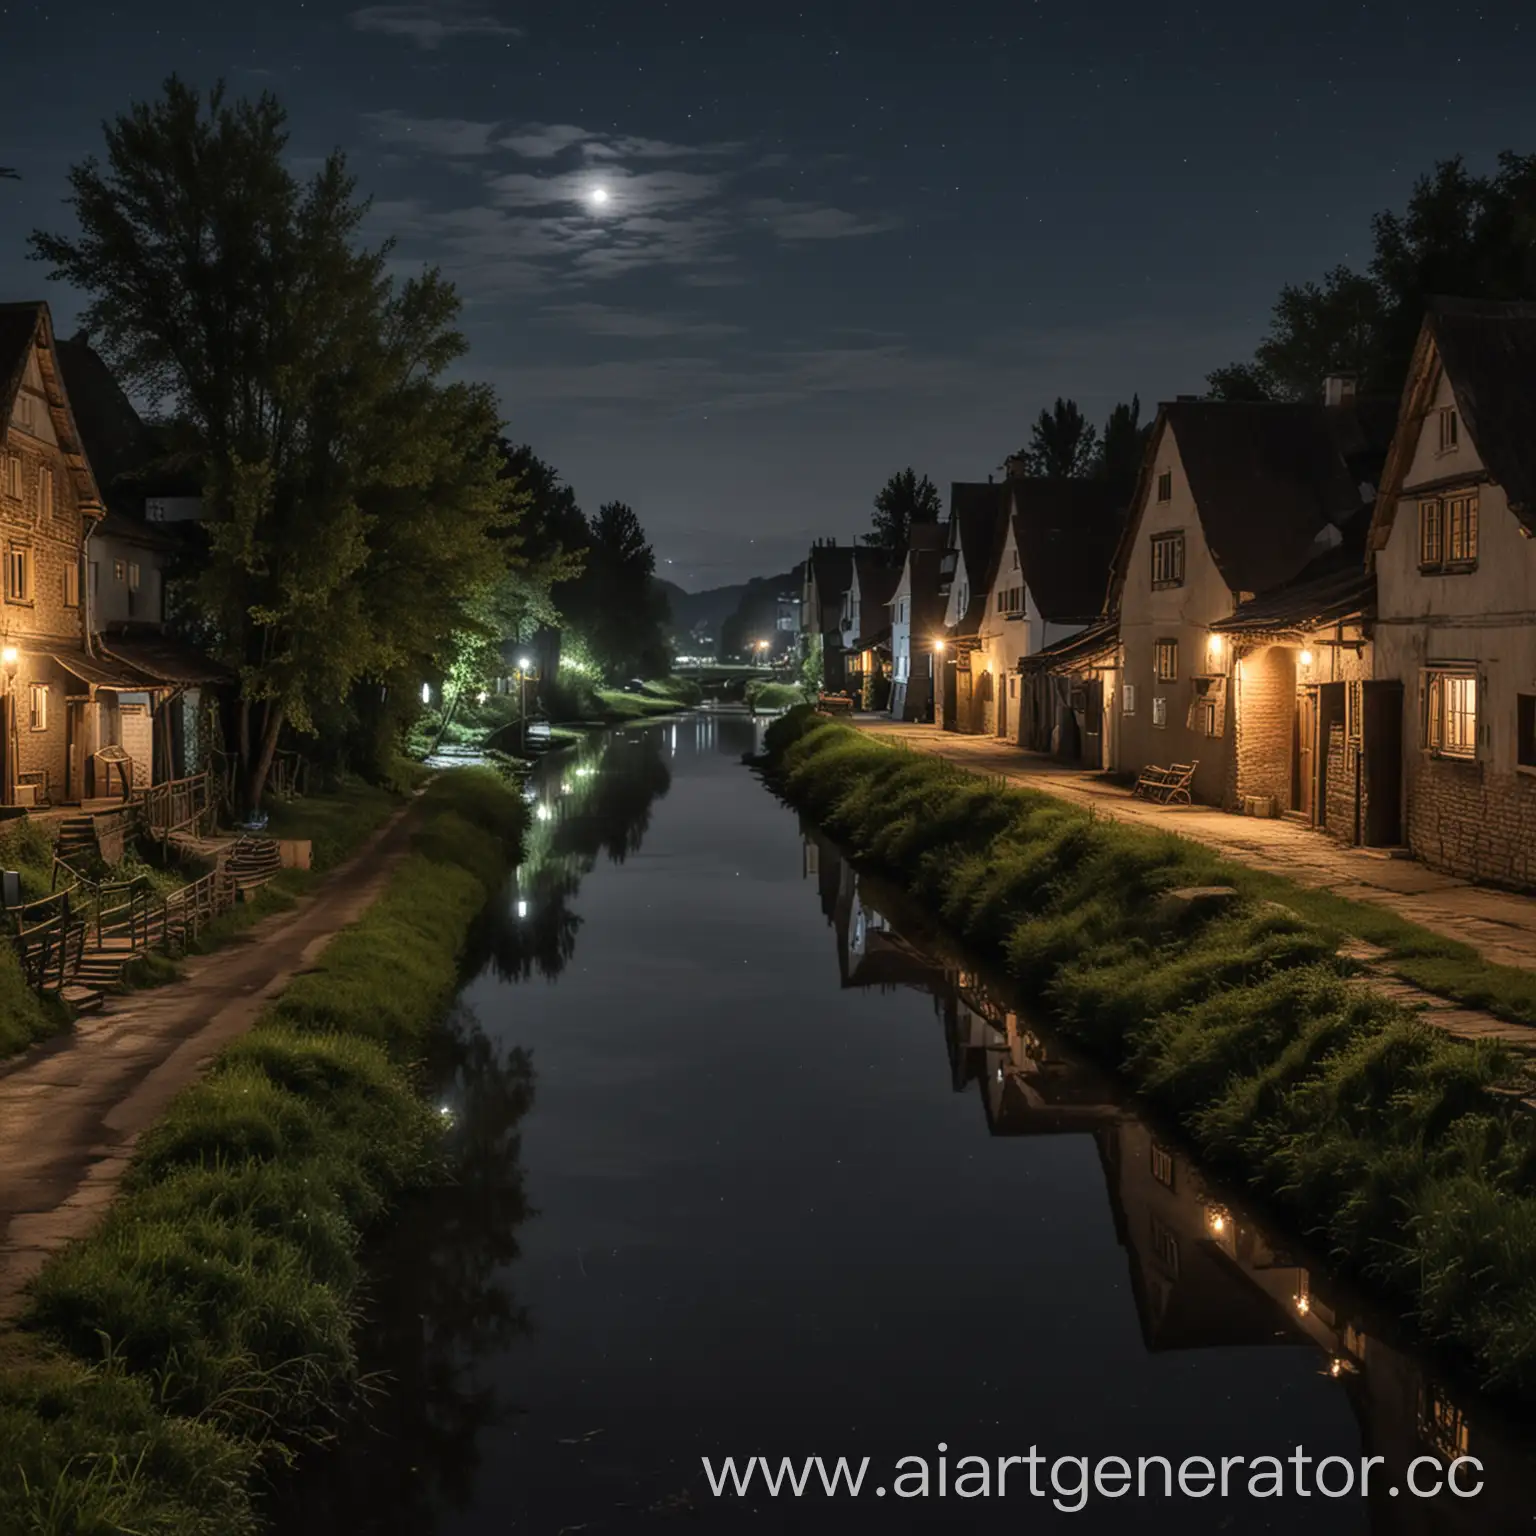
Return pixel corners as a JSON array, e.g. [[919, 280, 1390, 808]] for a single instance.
[[762, 709, 1536, 1399], [0, 767, 525, 1534]]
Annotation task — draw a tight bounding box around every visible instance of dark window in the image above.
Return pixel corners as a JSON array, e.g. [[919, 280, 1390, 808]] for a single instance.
[[1156, 470, 1172, 502], [1520, 695, 1536, 769]]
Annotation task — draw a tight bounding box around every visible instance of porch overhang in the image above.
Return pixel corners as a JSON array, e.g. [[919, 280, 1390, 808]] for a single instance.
[[50, 651, 157, 692]]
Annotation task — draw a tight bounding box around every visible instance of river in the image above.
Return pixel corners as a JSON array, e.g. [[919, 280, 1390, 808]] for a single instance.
[[272, 712, 1536, 1533]]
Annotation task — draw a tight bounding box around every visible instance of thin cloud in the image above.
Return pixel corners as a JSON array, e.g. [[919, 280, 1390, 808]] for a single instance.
[[365, 109, 499, 156], [747, 198, 904, 242], [350, 3, 521, 49]]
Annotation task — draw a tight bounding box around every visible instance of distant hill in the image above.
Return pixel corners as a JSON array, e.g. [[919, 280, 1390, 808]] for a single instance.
[[654, 578, 753, 641]]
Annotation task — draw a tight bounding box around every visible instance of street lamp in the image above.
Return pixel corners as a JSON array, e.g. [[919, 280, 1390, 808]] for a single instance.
[[516, 656, 534, 754], [756, 638, 769, 666], [933, 639, 946, 654]]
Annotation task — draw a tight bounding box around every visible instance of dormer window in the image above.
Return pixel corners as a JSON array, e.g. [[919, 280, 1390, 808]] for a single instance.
[[1437, 406, 1459, 454]]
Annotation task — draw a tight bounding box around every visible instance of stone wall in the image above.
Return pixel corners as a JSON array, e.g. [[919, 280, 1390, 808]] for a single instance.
[[1406, 754, 1536, 888]]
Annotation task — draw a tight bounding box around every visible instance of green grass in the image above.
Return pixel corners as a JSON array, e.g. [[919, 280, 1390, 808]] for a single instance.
[[5, 767, 526, 1525], [763, 708, 1536, 1398], [262, 778, 404, 874], [745, 679, 808, 711]]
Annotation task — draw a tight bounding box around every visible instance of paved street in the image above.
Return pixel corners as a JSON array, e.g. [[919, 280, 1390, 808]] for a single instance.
[[0, 804, 419, 1315], [853, 718, 1536, 975]]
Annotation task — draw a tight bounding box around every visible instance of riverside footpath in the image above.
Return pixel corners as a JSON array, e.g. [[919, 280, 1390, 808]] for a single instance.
[[0, 803, 419, 1314]]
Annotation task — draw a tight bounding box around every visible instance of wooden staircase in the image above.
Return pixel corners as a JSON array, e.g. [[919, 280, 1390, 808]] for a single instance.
[[54, 815, 97, 863]]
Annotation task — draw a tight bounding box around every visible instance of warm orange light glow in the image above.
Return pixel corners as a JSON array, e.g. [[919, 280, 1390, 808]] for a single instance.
[[933, 639, 947, 653], [0, 646, 16, 668], [1208, 633, 1223, 657], [1300, 648, 1314, 667], [1295, 1294, 1311, 1316]]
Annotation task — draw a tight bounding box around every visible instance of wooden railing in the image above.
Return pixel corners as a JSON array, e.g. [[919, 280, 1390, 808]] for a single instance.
[[5, 889, 83, 993], [139, 771, 214, 841], [50, 860, 157, 952]]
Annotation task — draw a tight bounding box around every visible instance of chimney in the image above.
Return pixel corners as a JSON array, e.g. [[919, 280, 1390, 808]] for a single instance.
[[1323, 373, 1358, 407], [1003, 454, 1030, 480]]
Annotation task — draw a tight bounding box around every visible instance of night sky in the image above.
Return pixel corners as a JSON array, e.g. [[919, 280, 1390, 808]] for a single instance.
[[2, 2, 1533, 586]]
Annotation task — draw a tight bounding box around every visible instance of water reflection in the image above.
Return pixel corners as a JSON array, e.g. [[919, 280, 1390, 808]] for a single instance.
[[268, 1005, 537, 1534], [807, 828, 1536, 1532], [473, 731, 673, 981]]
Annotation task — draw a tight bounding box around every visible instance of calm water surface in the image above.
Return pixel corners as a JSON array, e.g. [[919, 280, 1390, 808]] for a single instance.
[[276, 712, 1536, 1534]]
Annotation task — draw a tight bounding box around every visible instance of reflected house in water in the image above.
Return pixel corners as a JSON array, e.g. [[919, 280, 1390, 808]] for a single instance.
[[807, 831, 1536, 1531]]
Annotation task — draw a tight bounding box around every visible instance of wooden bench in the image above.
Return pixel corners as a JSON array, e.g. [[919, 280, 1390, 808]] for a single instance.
[[817, 693, 856, 716], [1132, 760, 1198, 806]]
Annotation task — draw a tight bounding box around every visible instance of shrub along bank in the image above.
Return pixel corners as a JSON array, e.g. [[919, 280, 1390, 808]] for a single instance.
[[0, 767, 525, 1535], [763, 709, 1536, 1399]]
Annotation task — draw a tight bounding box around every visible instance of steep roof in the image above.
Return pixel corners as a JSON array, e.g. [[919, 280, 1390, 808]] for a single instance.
[[0, 302, 106, 519], [1211, 542, 1374, 637], [806, 542, 854, 629], [907, 543, 948, 641], [1369, 298, 1536, 552], [947, 482, 1008, 637], [1109, 398, 1384, 609], [1019, 616, 1120, 673], [851, 547, 900, 611], [1007, 478, 1127, 625]]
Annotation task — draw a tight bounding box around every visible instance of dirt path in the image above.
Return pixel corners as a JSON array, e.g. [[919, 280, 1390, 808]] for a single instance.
[[0, 802, 419, 1315]]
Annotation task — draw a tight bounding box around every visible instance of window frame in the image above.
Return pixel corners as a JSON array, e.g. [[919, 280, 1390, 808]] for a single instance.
[[1121, 683, 1137, 715], [1423, 668, 1478, 760], [1, 453, 19, 501], [4, 543, 33, 604], [1437, 405, 1459, 455], [1419, 493, 1478, 572], [1151, 695, 1168, 729], [37, 464, 53, 519], [27, 681, 47, 734], [1150, 531, 1185, 590], [1155, 469, 1173, 503], [62, 561, 79, 608], [1153, 638, 1179, 683]]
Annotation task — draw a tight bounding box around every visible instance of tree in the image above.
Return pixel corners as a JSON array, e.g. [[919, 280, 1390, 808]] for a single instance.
[[1208, 152, 1536, 400], [32, 78, 513, 809], [1095, 395, 1148, 495], [570, 501, 670, 681], [1017, 398, 1099, 478], [863, 467, 942, 558]]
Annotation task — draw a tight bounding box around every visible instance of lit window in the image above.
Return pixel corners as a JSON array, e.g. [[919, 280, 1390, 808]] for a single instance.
[[1151, 531, 1184, 589], [4, 545, 32, 602], [62, 562, 79, 607], [1437, 406, 1459, 454], [1154, 639, 1178, 682], [1150, 1143, 1175, 1188], [28, 682, 47, 733], [128, 561, 141, 591], [1156, 469, 1172, 503], [1419, 494, 1478, 570], [1425, 670, 1477, 759], [113, 559, 125, 582]]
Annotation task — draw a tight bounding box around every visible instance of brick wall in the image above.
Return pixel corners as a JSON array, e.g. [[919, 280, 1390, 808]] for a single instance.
[[1407, 755, 1536, 888], [1229, 644, 1295, 812], [1324, 722, 1358, 844]]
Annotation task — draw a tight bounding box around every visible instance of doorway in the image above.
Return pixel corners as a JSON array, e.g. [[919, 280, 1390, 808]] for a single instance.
[[1293, 689, 1318, 820]]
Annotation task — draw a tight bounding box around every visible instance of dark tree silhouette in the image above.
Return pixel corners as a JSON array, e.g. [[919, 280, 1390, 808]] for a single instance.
[[863, 467, 942, 557], [1017, 398, 1099, 477]]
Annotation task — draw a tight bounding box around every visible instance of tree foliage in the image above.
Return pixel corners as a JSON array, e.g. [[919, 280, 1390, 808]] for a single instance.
[[31, 78, 522, 806], [1096, 394, 1148, 496], [1208, 153, 1536, 400], [567, 501, 670, 682], [1016, 398, 1100, 478], [863, 467, 942, 558]]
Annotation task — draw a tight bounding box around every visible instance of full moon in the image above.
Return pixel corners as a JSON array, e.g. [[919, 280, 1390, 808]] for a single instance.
[[588, 186, 610, 207]]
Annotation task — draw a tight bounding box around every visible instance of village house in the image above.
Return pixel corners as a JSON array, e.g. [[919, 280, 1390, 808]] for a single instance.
[[979, 475, 1126, 750], [55, 334, 226, 790], [887, 519, 947, 722], [0, 303, 106, 809], [801, 539, 855, 693], [935, 482, 1009, 732], [1017, 618, 1122, 769], [1366, 298, 1536, 886], [839, 547, 899, 702], [1106, 391, 1393, 816]]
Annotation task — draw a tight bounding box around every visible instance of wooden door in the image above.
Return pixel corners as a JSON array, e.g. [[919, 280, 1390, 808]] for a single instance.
[[1294, 690, 1317, 820], [1083, 680, 1104, 768], [66, 700, 86, 803], [1362, 681, 1404, 846]]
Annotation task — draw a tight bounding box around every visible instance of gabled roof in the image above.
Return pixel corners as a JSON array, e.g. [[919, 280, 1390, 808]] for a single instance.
[[807, 542, 854, 595], [0, 302, 106, 519], [851, 546, 900, 611], [946, 482, 1009, 636], [1369, 298, 1536, 553], [1006, 478, 1127, 625], [905, 543, 949, 641], [1108, 399, 1385, 610]]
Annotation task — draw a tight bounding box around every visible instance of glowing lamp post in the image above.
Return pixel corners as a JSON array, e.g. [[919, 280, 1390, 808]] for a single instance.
[[756, 639, 769, 667], [517, 656, 533, 753]]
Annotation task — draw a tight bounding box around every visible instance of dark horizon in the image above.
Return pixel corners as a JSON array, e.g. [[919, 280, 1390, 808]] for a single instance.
[[4, 1, 1533, 588]]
